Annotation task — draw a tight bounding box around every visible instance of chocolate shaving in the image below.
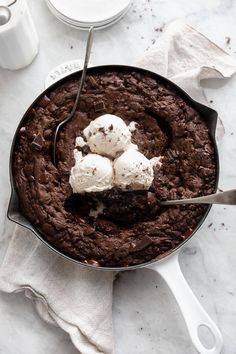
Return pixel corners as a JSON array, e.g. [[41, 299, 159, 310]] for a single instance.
[[81, 145, 91, 155], [98, 127, 106, 134]]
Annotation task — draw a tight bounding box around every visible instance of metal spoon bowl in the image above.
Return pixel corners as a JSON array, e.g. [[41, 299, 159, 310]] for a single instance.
[[160, 189, 236, 206], [52, 26, 94, 165]]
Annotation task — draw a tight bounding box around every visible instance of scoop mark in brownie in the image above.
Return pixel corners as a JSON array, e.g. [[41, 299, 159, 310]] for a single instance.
[[144, 108, 172, 148]]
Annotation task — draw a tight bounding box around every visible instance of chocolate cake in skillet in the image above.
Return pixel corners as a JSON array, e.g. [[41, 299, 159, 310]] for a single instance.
[[13, 69, 216, 267]]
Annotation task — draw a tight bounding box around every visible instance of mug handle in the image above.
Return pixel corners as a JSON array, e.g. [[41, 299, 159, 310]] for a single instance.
[[148, 252, 223, 354]]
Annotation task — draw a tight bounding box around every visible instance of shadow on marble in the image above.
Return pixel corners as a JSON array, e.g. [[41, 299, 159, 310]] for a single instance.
[[113, 268, 196, 354]]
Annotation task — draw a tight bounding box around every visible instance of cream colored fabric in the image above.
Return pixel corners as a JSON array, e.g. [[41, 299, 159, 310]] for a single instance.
[[137, 20, 236, 140], [0, 226, 114, 354]]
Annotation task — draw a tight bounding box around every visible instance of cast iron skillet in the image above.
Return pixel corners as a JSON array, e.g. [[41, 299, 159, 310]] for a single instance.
[[7, 65, 222, 354]]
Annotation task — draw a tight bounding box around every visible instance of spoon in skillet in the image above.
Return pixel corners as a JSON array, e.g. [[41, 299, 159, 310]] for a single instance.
[[52, 26, 94, 165], [160, 189, 236, 206]]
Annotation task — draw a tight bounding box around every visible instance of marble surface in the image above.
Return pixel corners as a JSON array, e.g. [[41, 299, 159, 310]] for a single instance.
[[0, 0, 236, 353]]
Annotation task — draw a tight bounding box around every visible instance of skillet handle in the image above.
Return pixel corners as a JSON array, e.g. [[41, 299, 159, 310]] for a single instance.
[[148, 253, 223, 354]]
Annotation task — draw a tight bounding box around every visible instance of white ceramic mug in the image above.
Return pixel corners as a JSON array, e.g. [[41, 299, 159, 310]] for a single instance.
[[0, 0, 39, 70]]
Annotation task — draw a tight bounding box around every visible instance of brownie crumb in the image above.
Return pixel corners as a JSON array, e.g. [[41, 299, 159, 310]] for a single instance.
[[155, 26, 164, 32], [218, 188, 224, 192], [209, 100, 213, 103], [225, 36, 231, 45], [70, 45, 73, 50], [208, 222, 213, 228]]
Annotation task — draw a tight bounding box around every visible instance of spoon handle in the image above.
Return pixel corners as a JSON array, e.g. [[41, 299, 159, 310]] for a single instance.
[[160, 189, 236, 206], [71, 26, 94, 119], [52, 26, 94, 165]]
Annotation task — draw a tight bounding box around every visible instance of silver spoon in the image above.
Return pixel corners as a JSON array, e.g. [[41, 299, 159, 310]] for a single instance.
[[160, 189, 236, 206], [52, 26, 94, 165]]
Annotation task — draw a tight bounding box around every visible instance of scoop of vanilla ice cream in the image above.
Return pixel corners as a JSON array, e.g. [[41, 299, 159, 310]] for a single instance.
[[114, 149, 162, 191], [83, 114, 137, 158], [69, 150, 113, 193]]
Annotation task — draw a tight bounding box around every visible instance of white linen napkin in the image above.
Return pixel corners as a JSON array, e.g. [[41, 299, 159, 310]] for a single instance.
[[1, 20, 236, 354], [137, 20, 236, 141]]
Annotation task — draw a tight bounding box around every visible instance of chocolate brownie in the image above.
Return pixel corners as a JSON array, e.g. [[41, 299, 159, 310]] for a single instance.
[[13, 69, 217, 267]]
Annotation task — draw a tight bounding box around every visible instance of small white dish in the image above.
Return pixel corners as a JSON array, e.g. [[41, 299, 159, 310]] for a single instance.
[[47, 0, 131, 24], [45, 0, 131, 29]]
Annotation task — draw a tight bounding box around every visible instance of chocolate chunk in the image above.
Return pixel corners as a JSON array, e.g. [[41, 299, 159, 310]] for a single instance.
[[130, 236, 153, 252], [31, 133, 44, 151], [94, 100, 105, 112]]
